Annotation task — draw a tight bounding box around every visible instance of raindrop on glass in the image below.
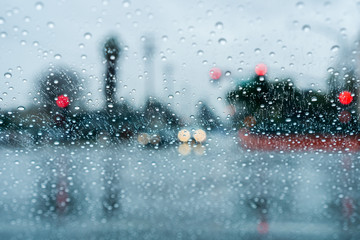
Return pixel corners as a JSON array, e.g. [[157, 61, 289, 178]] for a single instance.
[[35, 2, 44, 10], [215, 22, 223, 29], [254, 48, 261, 54], [218, 38, 227, 45], [4, 72, 12, 78], [47, 21, 55, 28], [330, 45, 340, 52], [302, 25, 311, 32], [296, 1, 304, 9], [84, 32, 92, 40], [123, 0, 131, 7]]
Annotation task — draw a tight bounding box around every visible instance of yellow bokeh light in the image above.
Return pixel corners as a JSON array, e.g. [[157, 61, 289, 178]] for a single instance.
[[193, 144, 205, 155], [244, 115, 256, 128], [178, 143, 191, 155], [193, 129, 206, 143], [178, 129, 191, 142], [150, 134, 161, 145], [137, 133, 149, 145]]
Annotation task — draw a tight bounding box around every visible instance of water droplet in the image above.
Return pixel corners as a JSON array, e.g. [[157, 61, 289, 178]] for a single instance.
[[54, 54, 62, 60], [302, 25, 311, 32], [4, 72, 12, 78], [215, 22, 223, 29], [327, 67, 334, 73], [225, 71, 231, 76], [197, 50, 204, 56], [218, 38, 227, 45], [54, 141, 60, 146], [296, 1, 304, 9], [84, 32, 92, 40], [47, 21, 55, 28], [0, 17, 5, 24], [17, 106, 25, 111], [123, 0, 131, 7], [311, 96, 318, 102], [254, 48, 261, 54], [35, 2, 44, 10], [285, 118, 292, 122], [168, 95, 174, 99], [217, 97, 222, 101], [330, 45, 340, 52]]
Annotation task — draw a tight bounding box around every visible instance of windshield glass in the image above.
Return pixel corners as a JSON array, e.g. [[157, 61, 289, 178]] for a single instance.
[[1, 0, 360, 239]]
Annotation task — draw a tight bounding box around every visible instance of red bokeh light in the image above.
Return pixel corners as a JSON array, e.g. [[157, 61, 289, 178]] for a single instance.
[[338, 110, 351, 123], [255, 63, 267, 76], [257, 221, 269, 234], [209, 67, 222, 80], [56, 95, 70, 108], [338, 91, 353, 105]]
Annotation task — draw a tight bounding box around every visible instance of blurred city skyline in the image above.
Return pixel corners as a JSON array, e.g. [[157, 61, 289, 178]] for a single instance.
[[1, 0, 360, 119]]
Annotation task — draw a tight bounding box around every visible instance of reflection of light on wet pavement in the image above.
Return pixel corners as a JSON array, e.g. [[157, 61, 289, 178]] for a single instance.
[[257, 221, 269, 234], [178, 143, 191, 155], [193, 144, 205, 155], [0, 136, 359, 239]]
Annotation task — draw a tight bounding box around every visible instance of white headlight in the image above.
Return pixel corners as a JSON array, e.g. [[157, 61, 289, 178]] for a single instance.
[[178, 129, 191, 142], [194, 129, 206, 143]]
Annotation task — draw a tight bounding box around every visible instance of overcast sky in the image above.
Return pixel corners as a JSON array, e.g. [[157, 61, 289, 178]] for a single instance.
[[1, 0, 360, 119]]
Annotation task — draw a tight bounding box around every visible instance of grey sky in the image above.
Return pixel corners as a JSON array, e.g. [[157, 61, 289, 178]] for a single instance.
[[1, 0, 360, 119]]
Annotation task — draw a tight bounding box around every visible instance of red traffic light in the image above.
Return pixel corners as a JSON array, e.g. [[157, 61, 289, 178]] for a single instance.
[[209, 67, 222, 80], [255, 63, 267, 76], [56, 95, 69, 108], [338, 91, 353, 105]]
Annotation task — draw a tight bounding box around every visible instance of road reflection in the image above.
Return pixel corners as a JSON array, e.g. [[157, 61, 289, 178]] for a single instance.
[[0, 135, 359, 239]]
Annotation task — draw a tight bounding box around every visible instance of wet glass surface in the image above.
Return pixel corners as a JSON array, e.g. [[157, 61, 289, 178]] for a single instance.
[[1, 0, 360, 239]]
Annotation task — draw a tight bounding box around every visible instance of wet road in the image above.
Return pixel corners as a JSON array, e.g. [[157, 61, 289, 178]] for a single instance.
[[0, 134, 359, 239]]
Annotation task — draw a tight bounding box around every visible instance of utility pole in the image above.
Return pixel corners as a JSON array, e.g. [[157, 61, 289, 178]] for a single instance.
[[103, 37, 121, 112], [144, 35, 155, 98]]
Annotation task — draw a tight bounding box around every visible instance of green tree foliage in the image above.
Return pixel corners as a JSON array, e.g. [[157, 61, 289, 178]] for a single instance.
[[226, 75, 350, 133]]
